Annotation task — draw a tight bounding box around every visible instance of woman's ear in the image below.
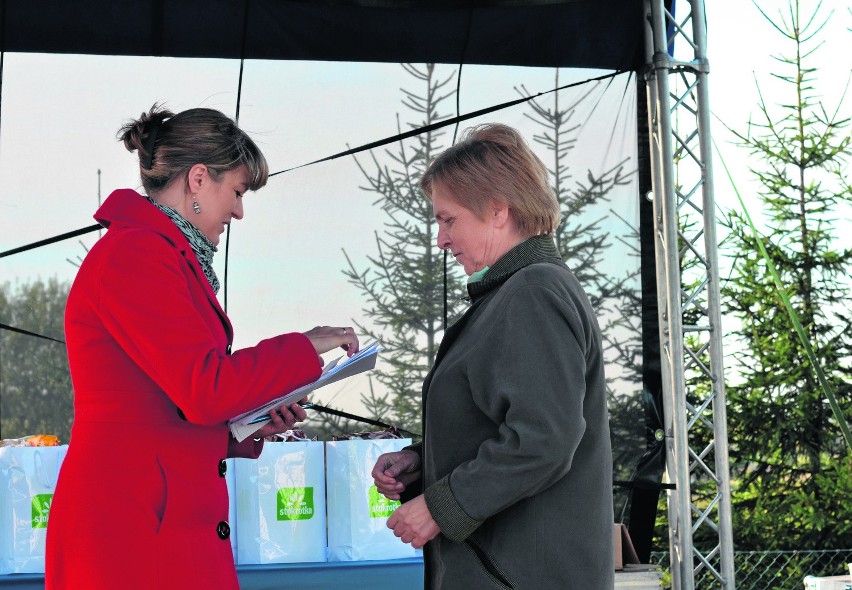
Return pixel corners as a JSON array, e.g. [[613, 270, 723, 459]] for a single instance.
[[490, 199, 511, 229], [186, 164, 209, 194]]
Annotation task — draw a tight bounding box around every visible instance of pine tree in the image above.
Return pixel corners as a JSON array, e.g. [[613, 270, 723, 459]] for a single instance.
[[519, 72, 634, 306], [311, 64, 467, 437], [721, 0, 852, 549]]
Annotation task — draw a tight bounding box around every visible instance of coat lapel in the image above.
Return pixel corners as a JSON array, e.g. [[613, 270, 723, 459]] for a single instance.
[[182, 249, 234, 346], [421, 298, 484, 401], [96, 189, 235, 347]]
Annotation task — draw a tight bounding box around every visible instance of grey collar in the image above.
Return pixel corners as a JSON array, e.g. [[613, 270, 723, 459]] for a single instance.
[[466, 234, 562, 301]]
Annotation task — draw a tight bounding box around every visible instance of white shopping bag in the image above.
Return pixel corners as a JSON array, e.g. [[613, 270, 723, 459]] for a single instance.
[[325, 438, 417, 561], [235, 441, 326, 564], [0, 445, 68, 574]]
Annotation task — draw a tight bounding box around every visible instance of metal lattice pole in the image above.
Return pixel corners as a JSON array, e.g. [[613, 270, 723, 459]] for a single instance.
[[643, 1, 735, 588]]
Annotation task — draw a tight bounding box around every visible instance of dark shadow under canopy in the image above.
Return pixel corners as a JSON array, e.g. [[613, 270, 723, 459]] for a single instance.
[[1, 0, 644, 70]]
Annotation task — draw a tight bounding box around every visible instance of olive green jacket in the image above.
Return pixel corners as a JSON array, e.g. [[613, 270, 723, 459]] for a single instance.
[[411, 235, 614, 590]]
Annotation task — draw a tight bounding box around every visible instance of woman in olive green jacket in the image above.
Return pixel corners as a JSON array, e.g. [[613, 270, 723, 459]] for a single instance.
[[372, 123, 614, 590]]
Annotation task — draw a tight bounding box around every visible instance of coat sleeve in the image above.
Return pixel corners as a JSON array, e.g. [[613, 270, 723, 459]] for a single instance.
[[424, 279, 596, 542], [92, 229, 322, 425]]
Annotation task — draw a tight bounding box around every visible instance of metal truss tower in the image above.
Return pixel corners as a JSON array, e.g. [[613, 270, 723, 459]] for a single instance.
[[643, 1, 736, 588]]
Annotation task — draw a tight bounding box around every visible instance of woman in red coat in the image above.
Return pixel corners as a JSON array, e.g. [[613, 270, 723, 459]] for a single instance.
[[45, 104, 358, 589]]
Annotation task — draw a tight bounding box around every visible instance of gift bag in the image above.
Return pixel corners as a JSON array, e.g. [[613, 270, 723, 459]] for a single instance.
[[235, 440, 326, 564], [325, 438, 417, 561], [0, 444, 68, 574]]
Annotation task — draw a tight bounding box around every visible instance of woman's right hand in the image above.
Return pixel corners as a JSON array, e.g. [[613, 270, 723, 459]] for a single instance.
[[302, 325, 360, 357], [371, 450, 422, 500]]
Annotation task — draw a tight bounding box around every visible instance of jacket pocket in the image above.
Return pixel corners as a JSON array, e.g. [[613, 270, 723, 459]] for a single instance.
[[464, 539, 515, 589], [153, 457, 168, 534]]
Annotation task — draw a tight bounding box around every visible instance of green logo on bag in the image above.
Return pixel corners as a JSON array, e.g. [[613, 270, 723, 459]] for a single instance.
[[277, 487, 314, 520], [368, 485, 400, 518], [32, 494, 53, 529]]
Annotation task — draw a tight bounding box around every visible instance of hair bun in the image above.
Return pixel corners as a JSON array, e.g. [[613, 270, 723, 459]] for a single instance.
[[117, 103, 173, 156]]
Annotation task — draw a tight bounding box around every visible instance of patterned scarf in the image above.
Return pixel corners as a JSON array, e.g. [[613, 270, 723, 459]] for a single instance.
[[146, 197, 221, 294]]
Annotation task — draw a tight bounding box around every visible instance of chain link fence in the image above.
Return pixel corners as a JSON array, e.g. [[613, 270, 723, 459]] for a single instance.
[[649, 549, 852, 589]]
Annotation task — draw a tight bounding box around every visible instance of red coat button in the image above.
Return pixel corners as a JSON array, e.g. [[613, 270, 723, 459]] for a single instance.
[[217, 521, 230, 540]]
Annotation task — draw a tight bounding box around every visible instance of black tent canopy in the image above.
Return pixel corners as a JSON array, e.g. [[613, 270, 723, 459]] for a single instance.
[[1, 0, 644, 70]]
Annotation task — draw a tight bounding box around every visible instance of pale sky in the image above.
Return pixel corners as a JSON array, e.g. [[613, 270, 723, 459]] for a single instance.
[[1, 1, 849, 415]]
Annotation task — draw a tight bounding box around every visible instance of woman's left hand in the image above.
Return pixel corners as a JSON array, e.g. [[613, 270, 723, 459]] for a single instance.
[[253, 402, 308, 438], [302, 325, 360, 357], [386, 494, 440, 549]]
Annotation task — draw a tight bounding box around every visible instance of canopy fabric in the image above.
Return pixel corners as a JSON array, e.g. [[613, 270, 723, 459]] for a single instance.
[[1, 0, 644, 70]]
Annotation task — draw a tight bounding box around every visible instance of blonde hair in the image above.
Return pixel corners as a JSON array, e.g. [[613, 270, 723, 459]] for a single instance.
[[118, 103, 269, 196], [419, 123, 560, 237]]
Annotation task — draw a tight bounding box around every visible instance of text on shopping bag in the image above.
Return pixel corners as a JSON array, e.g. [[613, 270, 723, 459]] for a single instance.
[[277, 487, 315, 521]]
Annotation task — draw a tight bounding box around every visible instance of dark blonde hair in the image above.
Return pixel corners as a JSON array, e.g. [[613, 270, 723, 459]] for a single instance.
[[419, 123, 560, 237], [118, 104, 269, 195]]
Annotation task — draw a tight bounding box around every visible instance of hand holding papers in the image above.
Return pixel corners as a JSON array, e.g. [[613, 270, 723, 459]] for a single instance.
[[229, 340, 383, 442]]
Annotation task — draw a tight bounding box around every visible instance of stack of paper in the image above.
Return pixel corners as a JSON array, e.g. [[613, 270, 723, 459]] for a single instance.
[[229, 341, 383, 442]]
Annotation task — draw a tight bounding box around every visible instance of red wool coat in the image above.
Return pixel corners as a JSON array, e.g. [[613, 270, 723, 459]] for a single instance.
[[45, 189, 321, 589]]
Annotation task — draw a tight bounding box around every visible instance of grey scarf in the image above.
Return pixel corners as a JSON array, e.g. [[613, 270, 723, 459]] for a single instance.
[[146, 197, 221, 294]]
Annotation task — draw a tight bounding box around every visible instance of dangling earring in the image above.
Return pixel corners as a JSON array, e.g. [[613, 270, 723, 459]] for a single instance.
[[192, 196, 201, 215]]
